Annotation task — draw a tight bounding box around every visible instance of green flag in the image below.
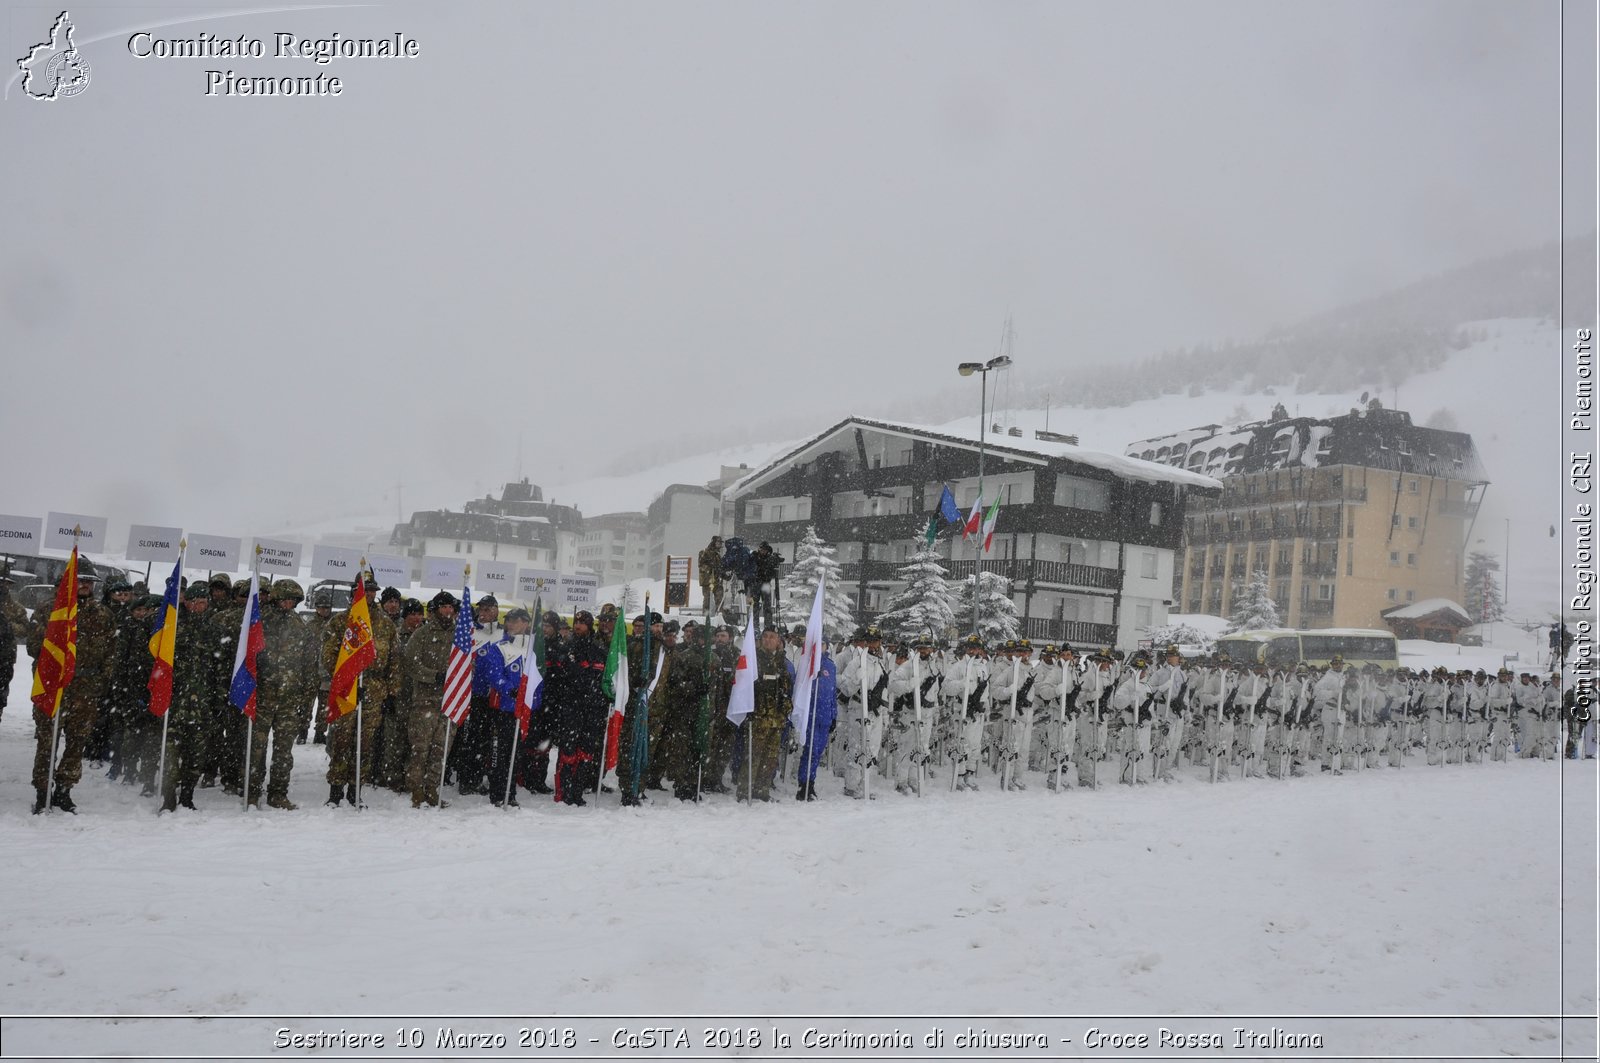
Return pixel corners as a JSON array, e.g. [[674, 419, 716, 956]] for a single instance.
[[923, 514, 939, 547]]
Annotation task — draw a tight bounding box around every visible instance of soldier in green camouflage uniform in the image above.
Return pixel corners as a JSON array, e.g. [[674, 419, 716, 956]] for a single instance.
[[0, 573, 29, 725], [378, 598, 424, 791], [248, 579, 314, 809], [658, 621, 711, 799], [320, 578, 399, 806], [206, 578, 249, 793], [701, 625, 738, 793], [738, 627, 794, 802], [27, 564, 116, 813], [302, 589, 340, 744], [107, 594, 162, 793], [617, 612, 664, 804], [400, 591, 459, 808], [160, 583, 224, 811]]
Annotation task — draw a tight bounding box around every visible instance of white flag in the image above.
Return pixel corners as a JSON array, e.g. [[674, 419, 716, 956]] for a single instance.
[[788, 576, 826, 748], [726, 615, 758, 726]]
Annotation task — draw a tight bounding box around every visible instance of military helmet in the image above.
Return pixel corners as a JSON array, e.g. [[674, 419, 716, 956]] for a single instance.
[[911, 635, 935, 650], [136, 593, 164, 610], [183, 582, 209, 601], [1165, 643, 1182, 658], [1130, 653, 1150, 669], [429, 590, 459, 610], [961, 633, 985, 650], [380, 585, 404, 604], [313, 589, 334, 608], [1040, 643, 1059, 656], [209, 572, 234, 589], [1328, 654, 1345, 666], [1017, 638, 1032, 652], [105, 576, 132, 594], [232, 579, 253, 599], [662, 619, 680, 635], [598, 602, 619, 619], [272, 579, 304, 602]]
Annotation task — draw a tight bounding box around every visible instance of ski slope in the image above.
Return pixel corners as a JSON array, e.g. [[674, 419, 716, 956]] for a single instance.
[[1, 659, 1593, 1058]]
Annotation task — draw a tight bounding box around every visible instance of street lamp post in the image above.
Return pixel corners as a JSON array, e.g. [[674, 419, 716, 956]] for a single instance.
[[957, 354, 1013, 637]]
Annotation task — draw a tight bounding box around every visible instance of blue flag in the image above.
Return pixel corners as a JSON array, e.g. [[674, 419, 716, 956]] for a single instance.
[[938, 484, 961, 524]]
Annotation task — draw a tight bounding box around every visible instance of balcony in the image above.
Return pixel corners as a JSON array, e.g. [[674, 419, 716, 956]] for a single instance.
[[1303, 562, 1338, 578], [837, 559, 907, 583], [1437, 499, 1480, 518], [1020, 616, 1119, 648], [1301, 599, 1335, 616], [943, 558, 1123, 591]]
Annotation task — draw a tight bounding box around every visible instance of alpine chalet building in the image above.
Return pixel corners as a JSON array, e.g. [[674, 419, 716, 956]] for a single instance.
[[1125, 405, 1488, 629], [724, 416, 1220, 649]]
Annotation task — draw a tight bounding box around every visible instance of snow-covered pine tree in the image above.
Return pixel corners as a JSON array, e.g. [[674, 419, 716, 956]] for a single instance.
[[876, 546, 958, 643], [1147, 621, 1216, 655], [1224, 571, 1281, 634], [1464, 550, 1505, 623], [956, 571, 1021, 643], [778, 526, 856, 638]]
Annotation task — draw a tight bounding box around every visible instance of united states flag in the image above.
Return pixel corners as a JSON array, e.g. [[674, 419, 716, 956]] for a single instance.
[[441, 585, 475, 726]]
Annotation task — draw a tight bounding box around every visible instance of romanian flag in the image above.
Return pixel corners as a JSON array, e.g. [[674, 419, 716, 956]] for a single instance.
[[146, 550, 184, 717], [979, 497, 1002, 553], [328, 574, 377, 721], [30, 547, 80, 717]]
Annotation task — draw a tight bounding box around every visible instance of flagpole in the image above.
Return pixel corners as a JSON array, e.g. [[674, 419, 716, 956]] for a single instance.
[[154, 540, 185, 808], [912, 650, 925, 798], [439, 720, 453, 794], [354, 672, 364, 811], [242, 546, 261, 812], [801, 673, 820, 800], [628, 592, 653, 805], [858, 646, 871, 804]]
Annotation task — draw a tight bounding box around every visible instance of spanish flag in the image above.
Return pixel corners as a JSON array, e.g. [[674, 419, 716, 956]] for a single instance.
[[146, 550, 183, 718], [30, 547, 80, 717], [328, 574, 377, 721]]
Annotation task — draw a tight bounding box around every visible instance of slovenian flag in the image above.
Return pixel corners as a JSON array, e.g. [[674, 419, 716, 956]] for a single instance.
[[228, 575, 265, 721], [145, 550, 184, 717]]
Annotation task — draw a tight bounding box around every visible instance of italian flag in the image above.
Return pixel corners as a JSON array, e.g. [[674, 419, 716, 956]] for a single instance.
[[979, 498, 1001, 553], [962, 495, 983, 540]]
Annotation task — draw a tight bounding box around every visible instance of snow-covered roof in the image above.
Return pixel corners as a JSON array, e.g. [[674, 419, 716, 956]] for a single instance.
[[1382, 598, 1471, 622], [727, 415, 1222, 498]]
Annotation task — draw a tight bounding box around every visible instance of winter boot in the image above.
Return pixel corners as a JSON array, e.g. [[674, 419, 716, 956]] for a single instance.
[[346, 783, 362, 809], [160, 789, 178, 813], [199, 773, 216, 789], [325, 785, 344, 807], [51, 787, 78, 814], [32, 787, 48, 815], [267, 794, 298, 811], [411, 789, 425, 809], [178, 784, 197, 810]]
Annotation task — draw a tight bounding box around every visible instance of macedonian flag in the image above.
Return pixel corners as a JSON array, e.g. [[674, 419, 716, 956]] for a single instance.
[[327, 571, 377, 721], [31, 547, 80, 717]]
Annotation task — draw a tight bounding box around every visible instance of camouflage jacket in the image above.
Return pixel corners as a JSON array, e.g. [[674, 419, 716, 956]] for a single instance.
[[320, 604, 399, 705]]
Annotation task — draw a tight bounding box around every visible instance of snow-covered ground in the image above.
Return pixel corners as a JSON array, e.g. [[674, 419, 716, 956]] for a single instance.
[[2, 656, 1595, 1059]]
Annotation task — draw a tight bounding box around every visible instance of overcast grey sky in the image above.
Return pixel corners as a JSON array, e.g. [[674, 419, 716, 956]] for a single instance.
[[2, 0, 1587, 542]]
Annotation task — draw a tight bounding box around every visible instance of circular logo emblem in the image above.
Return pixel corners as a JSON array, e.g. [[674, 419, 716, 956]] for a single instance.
[[45, 49, 91, 98]]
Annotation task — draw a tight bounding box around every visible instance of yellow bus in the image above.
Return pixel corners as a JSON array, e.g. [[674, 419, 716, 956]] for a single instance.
[[1213, 628, 1400, 670]]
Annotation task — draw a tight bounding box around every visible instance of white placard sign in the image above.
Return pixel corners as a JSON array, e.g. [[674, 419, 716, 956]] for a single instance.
[[310, 544, 364, 581], [559, 571, 599, 612], [44, 512, 109, 553], [253, 538, 302, 574], [188, 534, 241, 571], [422, 556, 469, 589], [517, 568, 560, 601], [126, 524, 184, 564], [367, 553, 409, 586], [0, 514, 43, 553], [476, 560, 517, 596]]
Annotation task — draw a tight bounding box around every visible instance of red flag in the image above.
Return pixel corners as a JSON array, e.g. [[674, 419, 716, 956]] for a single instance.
[[30, 547, 79, 717], [328, 578, 377, 721]]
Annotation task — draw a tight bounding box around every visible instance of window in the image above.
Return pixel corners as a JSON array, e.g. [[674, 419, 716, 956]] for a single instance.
[[1408, 479, 1419, 494], [797, 500, 810, 520], [748, 503, 764, 521], [1347, 518, 1355, 537], [772, 504, 785, 522], [1405, 590, 1415, 601], [1319, 584, 1335, 601], [528, 548, 538, 560], [465, 542, 473, 554], [1135, 603, 1153, 629], [900, 448, 913, 466], [1387, 588, 1398, 601], [454, 541, 462, 554], [1054, 474, 1111, 512], [1140, 551, 1158, 579], [611, 545, 625, 556], [1392, 514, 1401, 527], [711, 507, 720, 522], [852, 500, 865, 517], [1406, 553, 1417, 566], [1389, 551, 1400, 565], [1150, 502, 1163, 526]]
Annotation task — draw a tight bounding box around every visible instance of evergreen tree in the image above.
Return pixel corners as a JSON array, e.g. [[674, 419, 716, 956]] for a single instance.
[[1224, 571, 1281, 634], [1147, 621, 1216, 655], [1464, 550, 1505, 623], [877, 547, 959, 643], [778, 526, 856, 638], [956, 571, 1021, 644]]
